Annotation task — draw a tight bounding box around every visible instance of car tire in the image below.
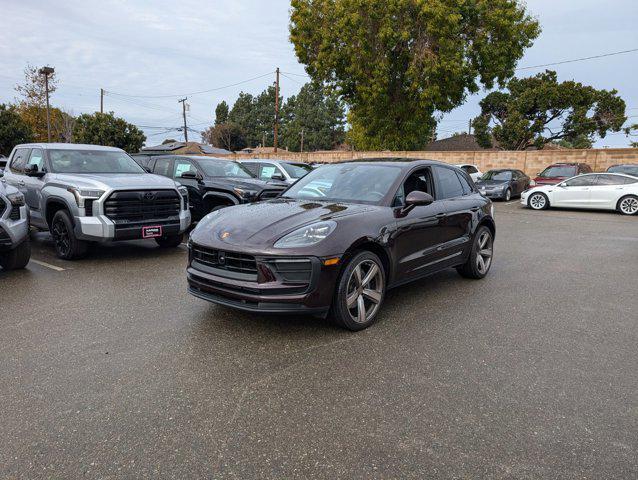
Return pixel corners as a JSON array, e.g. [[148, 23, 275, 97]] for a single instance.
[[155, 233, 184, 248], [50, 210, 88, 260], [457, 226, 494, 280], [528, 192, 549, 210], [504, 188, 512, 202], [330, 251, 386, 331], [0, 238, 31, 270], [617, 195, 638, 216]]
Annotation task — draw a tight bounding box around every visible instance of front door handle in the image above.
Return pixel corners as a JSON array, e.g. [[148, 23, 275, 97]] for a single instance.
[[435, 213, 447, 219], [470, 207, 480, 212], [18, 181, 26, 186]]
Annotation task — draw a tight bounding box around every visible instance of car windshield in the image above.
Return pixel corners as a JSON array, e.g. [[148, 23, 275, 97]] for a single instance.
[[608, 165, 638, 177], [282, 163, 402, 204], [539, 166, 577, 178], [49, 150, 145, 174], [481, 171, 512, 181], [281, 162, 313, 179], [197, 158, 254, 178]]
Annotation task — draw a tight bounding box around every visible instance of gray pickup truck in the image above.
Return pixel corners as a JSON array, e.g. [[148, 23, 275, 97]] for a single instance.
[[0, 181, 30, 270], [2, 143, 191, 259]]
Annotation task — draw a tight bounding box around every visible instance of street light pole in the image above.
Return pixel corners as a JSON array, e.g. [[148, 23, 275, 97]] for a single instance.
[[39, 66, 55, 143]]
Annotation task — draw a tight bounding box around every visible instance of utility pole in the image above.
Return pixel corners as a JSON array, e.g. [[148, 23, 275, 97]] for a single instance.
[[39, 66, 54, 143], [100, 88, 104, 113], [300, 128, 304, 153], [179, 98, 188, 142], [274, 67, 280, 152], [468, 119, 472, 135]]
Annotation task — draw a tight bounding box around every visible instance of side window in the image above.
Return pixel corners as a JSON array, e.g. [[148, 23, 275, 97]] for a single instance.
[[259, 164, 278, 180], [435, 167, 465, 199], [581, 164, 593, 173], [27, 149, 44, 170], [595, 174, 623, 186], [455, 171, 473, 195], [241, 162, 260, 177], [463, 165, 478, 174], [564, 176, 597, 187], [393, 168, 432, 207], [153, 157, 172, 177], [10, 148, 31, 173], [173, 159, 197, 179]]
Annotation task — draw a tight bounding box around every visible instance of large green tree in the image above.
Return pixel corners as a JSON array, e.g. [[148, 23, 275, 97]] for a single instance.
[[227, 87, 282, 147], [473, 70, 627, 150], [290, 0, 540, 150], [202, 122, 247, 151], [0, 104, 34, 156], [280, 82, 345, 151], [72, 112, 146, 153], [214, 101, 229, 125]]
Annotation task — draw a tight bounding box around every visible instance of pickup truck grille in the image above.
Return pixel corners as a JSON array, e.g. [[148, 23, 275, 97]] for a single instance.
[[104, 190, 180, 224], [192, 245, 257, 276]]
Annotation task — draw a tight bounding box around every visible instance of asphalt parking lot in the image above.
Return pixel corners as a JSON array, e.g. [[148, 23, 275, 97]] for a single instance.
[[0, 202, 636, 479]]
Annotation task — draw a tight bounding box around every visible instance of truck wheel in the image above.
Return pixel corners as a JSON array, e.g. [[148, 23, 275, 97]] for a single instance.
[[0, 238, 31, 270], [155, 233, 184, 248], [50, 210, 88, 260]]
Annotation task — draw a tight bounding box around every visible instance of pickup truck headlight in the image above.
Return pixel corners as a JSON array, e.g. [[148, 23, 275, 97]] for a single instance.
[[67, 187, 105, 207], [6, 192, 25, 206], [233, 187, 258, 199], [177, 186, 189, 209], [274, 220, 337, 248]]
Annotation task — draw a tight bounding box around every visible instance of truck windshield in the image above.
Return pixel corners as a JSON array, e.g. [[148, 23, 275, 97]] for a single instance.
[[197, 158, 254, 178], [49, 150, 145, 174]]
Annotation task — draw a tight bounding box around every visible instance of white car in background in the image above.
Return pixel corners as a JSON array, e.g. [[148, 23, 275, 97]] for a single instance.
[[521, 173, 638, 215], [238, 159, 314, 185], [455, 164, 482, 182]]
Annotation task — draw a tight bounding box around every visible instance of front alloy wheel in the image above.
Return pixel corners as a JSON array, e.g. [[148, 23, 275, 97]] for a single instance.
[[331, 251, 385, 331], [618, 195, 638, 215], [457, 226, 494, 279], [504, 188, 511, 202], [528, 192, 549, 210]]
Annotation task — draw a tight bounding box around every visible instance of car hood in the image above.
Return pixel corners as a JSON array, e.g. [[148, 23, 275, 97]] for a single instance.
[[476, 180, 508, 187], [50, 173, 178, 190], [202, 177, 287, 191], [191, 198, 377, 247]]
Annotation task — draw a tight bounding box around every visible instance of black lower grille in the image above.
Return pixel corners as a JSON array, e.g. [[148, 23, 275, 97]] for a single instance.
[[0, 198, 6, 217], [85, 199, 94, 216], [259, 189, 283, 200], [9, 205, 20, 220], [192, 245, 257, 276], [104, 190, 180, 225], [267, 259, 313, 284]]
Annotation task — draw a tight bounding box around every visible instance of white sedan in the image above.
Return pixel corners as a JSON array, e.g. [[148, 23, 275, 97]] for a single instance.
[[521, 173, 638, 215], [455, 164, 483, 182]]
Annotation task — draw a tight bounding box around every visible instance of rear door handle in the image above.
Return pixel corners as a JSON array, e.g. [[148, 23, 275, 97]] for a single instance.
[[470, 207, 480, 212]]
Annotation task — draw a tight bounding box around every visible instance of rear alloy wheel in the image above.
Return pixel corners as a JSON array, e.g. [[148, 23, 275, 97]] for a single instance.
[[457, 226, 494, 279], [618, 195, 638, 216], [504, 188, 511, 202], [528, 192, 549, 210], [50, 210, 88, 260], [331, 251, 385, 331]]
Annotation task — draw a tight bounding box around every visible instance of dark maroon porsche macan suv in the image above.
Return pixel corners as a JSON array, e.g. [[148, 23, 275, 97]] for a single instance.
[[187, 159, 496, 330]]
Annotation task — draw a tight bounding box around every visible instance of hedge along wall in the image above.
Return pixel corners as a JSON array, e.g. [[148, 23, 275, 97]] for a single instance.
[[218, 148, 638, 176]]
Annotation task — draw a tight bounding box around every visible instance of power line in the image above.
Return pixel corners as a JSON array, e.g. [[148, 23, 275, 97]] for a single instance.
[[515, 48, 638, 71], [105, 71, 275, 99]]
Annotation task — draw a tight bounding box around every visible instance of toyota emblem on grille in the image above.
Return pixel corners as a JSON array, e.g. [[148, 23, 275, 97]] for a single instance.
[[143, 192, 155, 201], [218, 251, 226, 265]]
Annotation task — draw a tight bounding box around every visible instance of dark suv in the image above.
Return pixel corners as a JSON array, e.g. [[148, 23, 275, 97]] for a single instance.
[[133, 155, 288, 221]]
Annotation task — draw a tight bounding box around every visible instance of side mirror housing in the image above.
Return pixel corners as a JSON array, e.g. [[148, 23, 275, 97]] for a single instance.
[[180, 171, 199, 180], [25, 164, 45, 177], [271, 173, 286, 181], [405, 190, 434, 207]]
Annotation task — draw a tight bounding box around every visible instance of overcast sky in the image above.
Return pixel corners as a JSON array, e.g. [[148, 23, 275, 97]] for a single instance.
[[1, 0, 636, 148]]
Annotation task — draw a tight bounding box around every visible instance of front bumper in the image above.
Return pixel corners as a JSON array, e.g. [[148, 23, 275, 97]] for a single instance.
[[0, 205, 28, 251], [186, 246, 340, 315], [479, 188, 507, 199], [74, 209, 191, 242]]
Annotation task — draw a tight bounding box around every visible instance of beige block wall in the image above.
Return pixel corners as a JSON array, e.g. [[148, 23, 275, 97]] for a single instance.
[[218, 148, 638, 176]]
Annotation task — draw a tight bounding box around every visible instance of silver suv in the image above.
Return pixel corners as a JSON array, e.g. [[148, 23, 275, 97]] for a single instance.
[[3, 143, 191, 259], [0, 181, 30, 270]]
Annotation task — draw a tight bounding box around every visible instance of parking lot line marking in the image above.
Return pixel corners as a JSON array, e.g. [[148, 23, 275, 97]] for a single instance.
[[29, 259, 66, 271]]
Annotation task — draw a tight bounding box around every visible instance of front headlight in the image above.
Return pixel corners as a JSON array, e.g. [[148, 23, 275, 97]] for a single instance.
[[177, 186, 189, 209], [274, 220, 337, 248], [67, 187, 105, 207], [6, 192, 25, 206], [233, 187, 258, 199]]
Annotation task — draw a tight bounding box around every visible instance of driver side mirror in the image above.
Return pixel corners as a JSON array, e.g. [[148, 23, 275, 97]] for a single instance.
[[271, 173, 285, 181], [180, 171, 200, 180], [405, 190, 434, 207], [25, 164, 45, 178]]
